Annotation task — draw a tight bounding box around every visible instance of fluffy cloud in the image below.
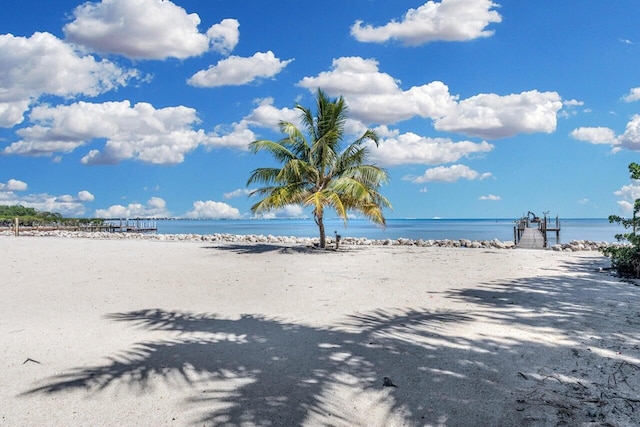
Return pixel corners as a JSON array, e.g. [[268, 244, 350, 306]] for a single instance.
[[570, 127, 618, 145], [202, 98, 303, 150], [54, 191, 95, 204], [479, 194, 501, 201], [563, 99, 584, 107], [223, 188, 253, 199], [351, 0, 502, 45], [299, 57, 402, 97], [207, 19, 240, 55], [32, 97, 307, 161], [184, 200, 241, 219], [77, 190, 95, 202], [205, 121, 256, 151], [0, 179, 28, 191], [619, 115, 640, 150], [94, 197, 169, 218], [0, 184, 95, 217], [623, 87, 640, 103], [299, 57, 457, 123], [614, 182, 640, 214], [405, 164, 492, 183], [243, 98, 301, 131], [252, 204, 307, 219], [0, 32, 138, 127], [434, 90, 563, 138], [188, 51, 293, 88], [299, 57, 562, 138], [64, 0, 237, 59], [369, 132, 493, 166], [4, 101, 209, 164], [572, 116, 640, 153]]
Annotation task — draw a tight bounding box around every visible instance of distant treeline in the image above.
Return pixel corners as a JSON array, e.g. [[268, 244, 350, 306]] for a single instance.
[[0, 205, 105, 227]]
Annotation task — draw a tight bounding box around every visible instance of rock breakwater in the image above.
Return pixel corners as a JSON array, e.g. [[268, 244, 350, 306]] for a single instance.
[[0, 229, 619, 251]]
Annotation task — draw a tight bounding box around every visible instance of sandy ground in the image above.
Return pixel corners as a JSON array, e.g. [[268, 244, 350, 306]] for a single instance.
[[1, 236, 639, 427]]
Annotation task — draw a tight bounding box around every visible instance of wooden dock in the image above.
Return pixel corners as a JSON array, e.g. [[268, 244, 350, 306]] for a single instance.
[[514, 212, 561, 249], [516, 227, 546, 249]]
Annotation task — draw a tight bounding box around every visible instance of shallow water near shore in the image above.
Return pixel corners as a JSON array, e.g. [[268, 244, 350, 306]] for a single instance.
[[153, 218, 625, 244]]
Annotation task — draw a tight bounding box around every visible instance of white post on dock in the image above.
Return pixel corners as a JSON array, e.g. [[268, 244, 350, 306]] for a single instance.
[[14, 217, 19, 236]]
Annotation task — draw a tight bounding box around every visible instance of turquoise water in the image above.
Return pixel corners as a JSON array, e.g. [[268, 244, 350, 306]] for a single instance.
[[152, 218, 626, 244]]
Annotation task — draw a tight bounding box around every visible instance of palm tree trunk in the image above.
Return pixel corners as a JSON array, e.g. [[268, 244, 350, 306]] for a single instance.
[[316, 212, 326, 248]]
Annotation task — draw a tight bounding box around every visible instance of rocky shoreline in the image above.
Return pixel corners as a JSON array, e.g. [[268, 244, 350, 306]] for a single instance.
[[1, 229, 619, 251]]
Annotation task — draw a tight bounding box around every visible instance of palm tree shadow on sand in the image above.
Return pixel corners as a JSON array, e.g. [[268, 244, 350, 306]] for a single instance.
[[23, 308, 481, 425], [21, 258, 640, 425]]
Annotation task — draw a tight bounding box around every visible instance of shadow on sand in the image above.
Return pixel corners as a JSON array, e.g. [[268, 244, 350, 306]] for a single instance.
[[22, 257, 640, 426], [202, 243, 354, 255]]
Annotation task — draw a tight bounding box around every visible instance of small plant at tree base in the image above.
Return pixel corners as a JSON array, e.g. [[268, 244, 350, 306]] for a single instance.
[[602, 162, 640, 277]]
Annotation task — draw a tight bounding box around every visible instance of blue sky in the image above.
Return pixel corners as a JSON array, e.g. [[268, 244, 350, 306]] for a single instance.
[[1, 0, 640, 220]]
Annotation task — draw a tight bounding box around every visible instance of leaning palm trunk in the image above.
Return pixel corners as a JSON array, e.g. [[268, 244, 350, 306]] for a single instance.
[[247, 89, 391, 249], [315, 211, 326, 249]]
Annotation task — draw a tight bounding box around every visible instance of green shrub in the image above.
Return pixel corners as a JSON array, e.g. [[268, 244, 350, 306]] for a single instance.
[[601, 163, 640, 277], [0, 205, 105, 227]]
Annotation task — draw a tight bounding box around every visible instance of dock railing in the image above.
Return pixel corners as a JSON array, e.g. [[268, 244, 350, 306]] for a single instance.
[[514, 214, 561, 248]]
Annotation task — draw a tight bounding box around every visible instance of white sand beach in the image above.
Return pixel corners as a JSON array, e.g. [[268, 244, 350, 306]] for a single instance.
[[1, 236, 639, 426]]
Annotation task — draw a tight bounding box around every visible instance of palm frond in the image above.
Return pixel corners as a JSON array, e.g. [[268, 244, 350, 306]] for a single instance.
[[247, 89, 391, 242], [354, 129, 379, 147], [296, 105, 318, 143], [323, 190, 348, 221], [250, 184, 309, 214], [277, 159, 318, 184], [358, 203, 387, 226], [246, 168, 282, 186], [332, 144, 367, 177], [346, 164, 390, 187], [279, 122, 310, 158], [304, 190, 347, 222], [248, 139, 296, 164]]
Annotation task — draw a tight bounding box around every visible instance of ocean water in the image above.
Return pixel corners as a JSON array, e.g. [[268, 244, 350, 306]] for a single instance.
[[150, 218, 626, 244]]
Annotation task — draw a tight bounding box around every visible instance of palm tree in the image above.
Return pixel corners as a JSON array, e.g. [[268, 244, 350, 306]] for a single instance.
[[247, 89, 391, 248]]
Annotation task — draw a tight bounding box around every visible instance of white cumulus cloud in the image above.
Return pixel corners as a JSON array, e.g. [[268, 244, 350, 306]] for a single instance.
[[405, 164, 492, 183], [570, 127, 618, 145], [77, 190, 95, 202], [203, 98, 304, 150], [223, 188, 253, 199], [623, 87, 640, 103], [3, 101, 209, 164], [299, 57, 457, 124], [188, 51, 293, 88], [479, 194, 501, 201], [64, 0, 235, 59], [205, 121, 256, 151], [369, 132, 493, 166], [433, 90, 563, 138], [299, 57, 402, 97], [0, 32, 138, 127], [0, 179, 28, 192], [619, 115, 640, 151], [94, 197, 169, 218], [351, 0, 502, 45], [614, 182, 640, 214], [572, 116, 640, 154], [252, 204, 308, 219], [207, 18, 241, 55], [243, 98, 301, 131], [299, 57, 562, 138], [0, 188, 94, 217], [0, 178, 94, 216], [184, 200, 241, 219]]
